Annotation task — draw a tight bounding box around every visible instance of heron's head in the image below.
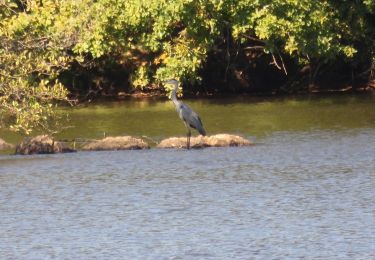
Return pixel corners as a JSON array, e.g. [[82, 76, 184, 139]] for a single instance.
[[164, 79, 181, 99]]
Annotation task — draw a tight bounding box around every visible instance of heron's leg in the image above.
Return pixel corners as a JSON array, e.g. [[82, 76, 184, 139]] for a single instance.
[[187, 128, 191, 149]]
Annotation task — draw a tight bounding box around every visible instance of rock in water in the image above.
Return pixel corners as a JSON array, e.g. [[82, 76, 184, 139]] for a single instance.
[[16, 135, 75, 155], [157, 134, 252, 149], [82, 136, 149, 151], [205, 134, 252, 147], [157, 137, 194, 149], [0, 138, 14, 151]]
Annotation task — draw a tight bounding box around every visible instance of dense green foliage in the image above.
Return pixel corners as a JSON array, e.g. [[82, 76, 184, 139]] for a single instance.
[[1, 0, 374, 133]]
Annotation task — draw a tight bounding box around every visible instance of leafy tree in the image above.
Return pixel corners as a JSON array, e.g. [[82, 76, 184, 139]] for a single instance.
[[1, 0, 374, 134], [0, 0, 72, 134]]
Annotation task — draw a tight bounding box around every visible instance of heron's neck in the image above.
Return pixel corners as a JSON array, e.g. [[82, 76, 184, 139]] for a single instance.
[[171, 83, 180, 107]]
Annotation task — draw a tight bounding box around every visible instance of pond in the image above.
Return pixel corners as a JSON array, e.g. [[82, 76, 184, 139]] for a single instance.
[[2, 94, 375, 144], [0, 94, 374, 258]]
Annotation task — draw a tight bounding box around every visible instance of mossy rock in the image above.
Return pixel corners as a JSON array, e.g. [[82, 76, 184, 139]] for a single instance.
[[81, 136, 150, 151], [157, 134, 252, 149], [16, 135, 76, 155]]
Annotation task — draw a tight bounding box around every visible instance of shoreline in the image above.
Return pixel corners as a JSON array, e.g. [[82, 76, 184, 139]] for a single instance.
[[72, 85, 374, 103]]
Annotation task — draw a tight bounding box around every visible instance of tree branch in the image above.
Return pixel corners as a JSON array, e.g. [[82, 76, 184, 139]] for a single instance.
[[270, 53, 288, 75]]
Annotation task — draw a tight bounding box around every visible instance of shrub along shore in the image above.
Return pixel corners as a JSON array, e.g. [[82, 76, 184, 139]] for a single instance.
[[1, 1, 374, 136]]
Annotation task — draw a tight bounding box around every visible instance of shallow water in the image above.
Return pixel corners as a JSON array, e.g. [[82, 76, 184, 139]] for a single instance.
[[0, 95, 375, 258], [1, 94, 375, 144]]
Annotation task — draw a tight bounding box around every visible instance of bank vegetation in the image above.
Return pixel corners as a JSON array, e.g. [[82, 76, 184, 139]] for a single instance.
[[1, 0, 374, 134]]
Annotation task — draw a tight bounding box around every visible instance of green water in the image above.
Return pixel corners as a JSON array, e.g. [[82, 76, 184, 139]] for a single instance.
[[1, 94, 375, 146]]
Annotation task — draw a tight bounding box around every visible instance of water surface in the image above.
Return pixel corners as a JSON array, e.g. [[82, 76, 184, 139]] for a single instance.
[[1, 94, 374, 144], [0, 95, 374, 258]]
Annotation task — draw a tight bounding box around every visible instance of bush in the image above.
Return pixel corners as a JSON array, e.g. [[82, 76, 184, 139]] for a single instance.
[[1, 0, 374, 133]]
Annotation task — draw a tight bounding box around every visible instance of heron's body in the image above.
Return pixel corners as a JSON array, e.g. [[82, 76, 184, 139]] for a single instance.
[[167, 79, 206, 148]]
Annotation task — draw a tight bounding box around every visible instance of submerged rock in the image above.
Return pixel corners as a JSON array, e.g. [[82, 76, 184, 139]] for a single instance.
[[0, 138, 14, 151], [157, 134, 252, 149], [15, 135, 76, 155], [82, 136, 149, 151]]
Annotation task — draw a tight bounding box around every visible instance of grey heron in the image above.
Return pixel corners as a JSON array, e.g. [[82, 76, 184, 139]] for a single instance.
[[165, 79, 206, 149]]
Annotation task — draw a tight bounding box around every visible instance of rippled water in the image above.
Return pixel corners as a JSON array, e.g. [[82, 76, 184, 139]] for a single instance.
[[1, 128, 374, 259], [1, 95, 375, 258]]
